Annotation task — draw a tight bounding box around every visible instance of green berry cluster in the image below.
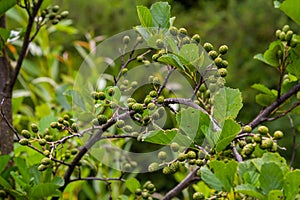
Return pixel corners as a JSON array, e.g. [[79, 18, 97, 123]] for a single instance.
[[238, 125, 284, 158], [134, 181, 156, 200], [41, 5, 69, 25], [275, 25, 298, 47]]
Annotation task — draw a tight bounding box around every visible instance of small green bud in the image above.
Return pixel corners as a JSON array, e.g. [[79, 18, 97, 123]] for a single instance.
[[60, 11, 69, 18], [203, 42, 214, 52], [58, 117, 64, 124], [92, 118, 99, 126], [132, 103, 144, 114], [178, 27, 187, 36], [148, 162, 159, 172], [253, 134, 262, 143], [152, 112, 160, 120], [258, 126, 269, 135], [193, 192, 205, 200], [121, 68, 128, 74], [123, 35, 130, 44], [52, 5, 60, 12], [137, 55, 144, 62], [238, 140, 247, 148], [123, 125, 133, 132], [169, 26, 178, 36], [208, 50, 218, 59], [271, 142, 278, 152], [52, 19, 59, 25], [63, 120, 69, 127], [50, 122, 58, 129], [71, 149, 78, 155], [155, 39, 164, 48], [97, 115, 108, 125], [157, 96, 164, 104], [219, 45, 228, 54], [221, 60, 228, 68], [21, 130, 31, 139], [153, 77, 160, 86], [123, 163, 132, 171], [19, 138, 29, 145], [108, 88, 115, 96], [116, 120, 125, 128], [38, 164, 48, 171], [279, 32, 286, 41], [41, 157, 51, 165], [127, 97, 136, 103], [182, 37, 190, 45], [45, 135, 53, 142], [39, 139, 47, 146], [285, 30, 293, 42], [71, 123, 78, 132], [187, 151, 197, 159], [273, 130, 284, 139], [260, 139, 273, 149], [137, 36, 143, 44], [214, 57, 223, 67], [31, 123, 39, 133], [282, 24, 290, 33], [243, 125, 252, 133], [191, 34, 201, 43], [149, 90, 157, 97], [162, 166, 171, 174], [177, 152, 186, 162], [218, 68, 228, 78], [170, 142, 180, 152], [147, 103, 156, 110], [158, 151, 167, 160], [275, 29, 281, 39], [43, 150, 50, 157], [152, 53, 160, 61]]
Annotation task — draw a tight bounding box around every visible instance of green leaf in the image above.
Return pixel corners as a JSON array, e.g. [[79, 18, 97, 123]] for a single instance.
[[200, 165, 223, 191], [0, 0, 16, 16], [287, 58, 300, 78], [215, 119, 241, 152], [283, 170, 300, 200], [64, 89, 86, 111], [176, 107, 210, 145], [255, 93, 276, 107], [125, 178, 140, 193], [0, 155, 10, 173], [29, 183, 61, 199], [150, 2, 171, 28], [259, 163, 284, 195], [209, 160, 238, 191], [251, 84, 275, 96], [137, 6, 153, 27], [254, 41, 283, 67], [0, 175, 12, 189], [142, 129, 192, 147], [52, 176, 65, 187], [235, 184, 266, 200], [158, 54, 185, 70], [0, 28, 10, 43], [212, 87, 243, 124], [14, 157, 30, 184], [268, 190, 284, 200], [280, 0, 300, 25], [179, 43, 199, 63]]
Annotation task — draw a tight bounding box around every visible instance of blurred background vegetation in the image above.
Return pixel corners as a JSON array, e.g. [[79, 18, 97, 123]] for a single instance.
[[5, 0, 300, 198]]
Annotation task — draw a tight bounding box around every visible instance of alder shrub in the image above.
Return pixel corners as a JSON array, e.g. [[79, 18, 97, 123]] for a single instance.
[[1, 1, 300, 200]]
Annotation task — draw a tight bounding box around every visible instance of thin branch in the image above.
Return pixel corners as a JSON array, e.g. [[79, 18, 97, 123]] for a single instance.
[[191, 76, 203, 101], [288, 115, 297, 169], [231, 141, 243, 162], [248, 82, 300, 129], [157, 66, 175, 96], [69, 177, 125, 183], [265, 101, 300, 122], [9, 0, 44, 91], [163, 167, 200, 200], [0, 99, 20, 140]]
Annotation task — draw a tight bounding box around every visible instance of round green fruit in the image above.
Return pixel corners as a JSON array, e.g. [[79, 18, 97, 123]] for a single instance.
[[157, 96, 164, 104], [52, 5, 60, 12], [282, 24, 290, 33], [149, 90, 157, 97], [97, 115, 108, 125], [21, 130, 31, 139], [108, 88, 115, 96], [169, 26, 178, 36], [258, 125, 269, 135], [132, 103, 144, 114], [260, 139, 273, 149], [187, 151, 197, 159], [192, 34, 201, 43], [152, 53, 160, 61], [50, 122, 58, 129], [45, 135, 53, 142], [123, 35, 130, 44], [148, 162, 159, 172], [60, 11, 69, 18], [162, 166, 171, 174], [177, 152, 186, 162], [38, 164, 48, 171], [182, 37, 190, 45], [147, 103, 156, 110], [19, 138, 29, 146], [203, 42, 214, 52], [273, 130, 284, 139], [39, 139, 47, 146], [170, 142, 180, 152], [41, 157, 51, 165], [43, 150, 50, 157], [31, 123, 39, 133], [243, 125, 252, 133], [219, 45, 228, 54], [253, 134, 262, 143], [158, 151, 167, 160], [193, 192, 205, 200], [123, 125, 133, 132], [218, 68, 228, 77], [155, 39, 164, 48], [178, 27, 187, 36], [116, 120, 125, 128], [208, 50, 218, 59]]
